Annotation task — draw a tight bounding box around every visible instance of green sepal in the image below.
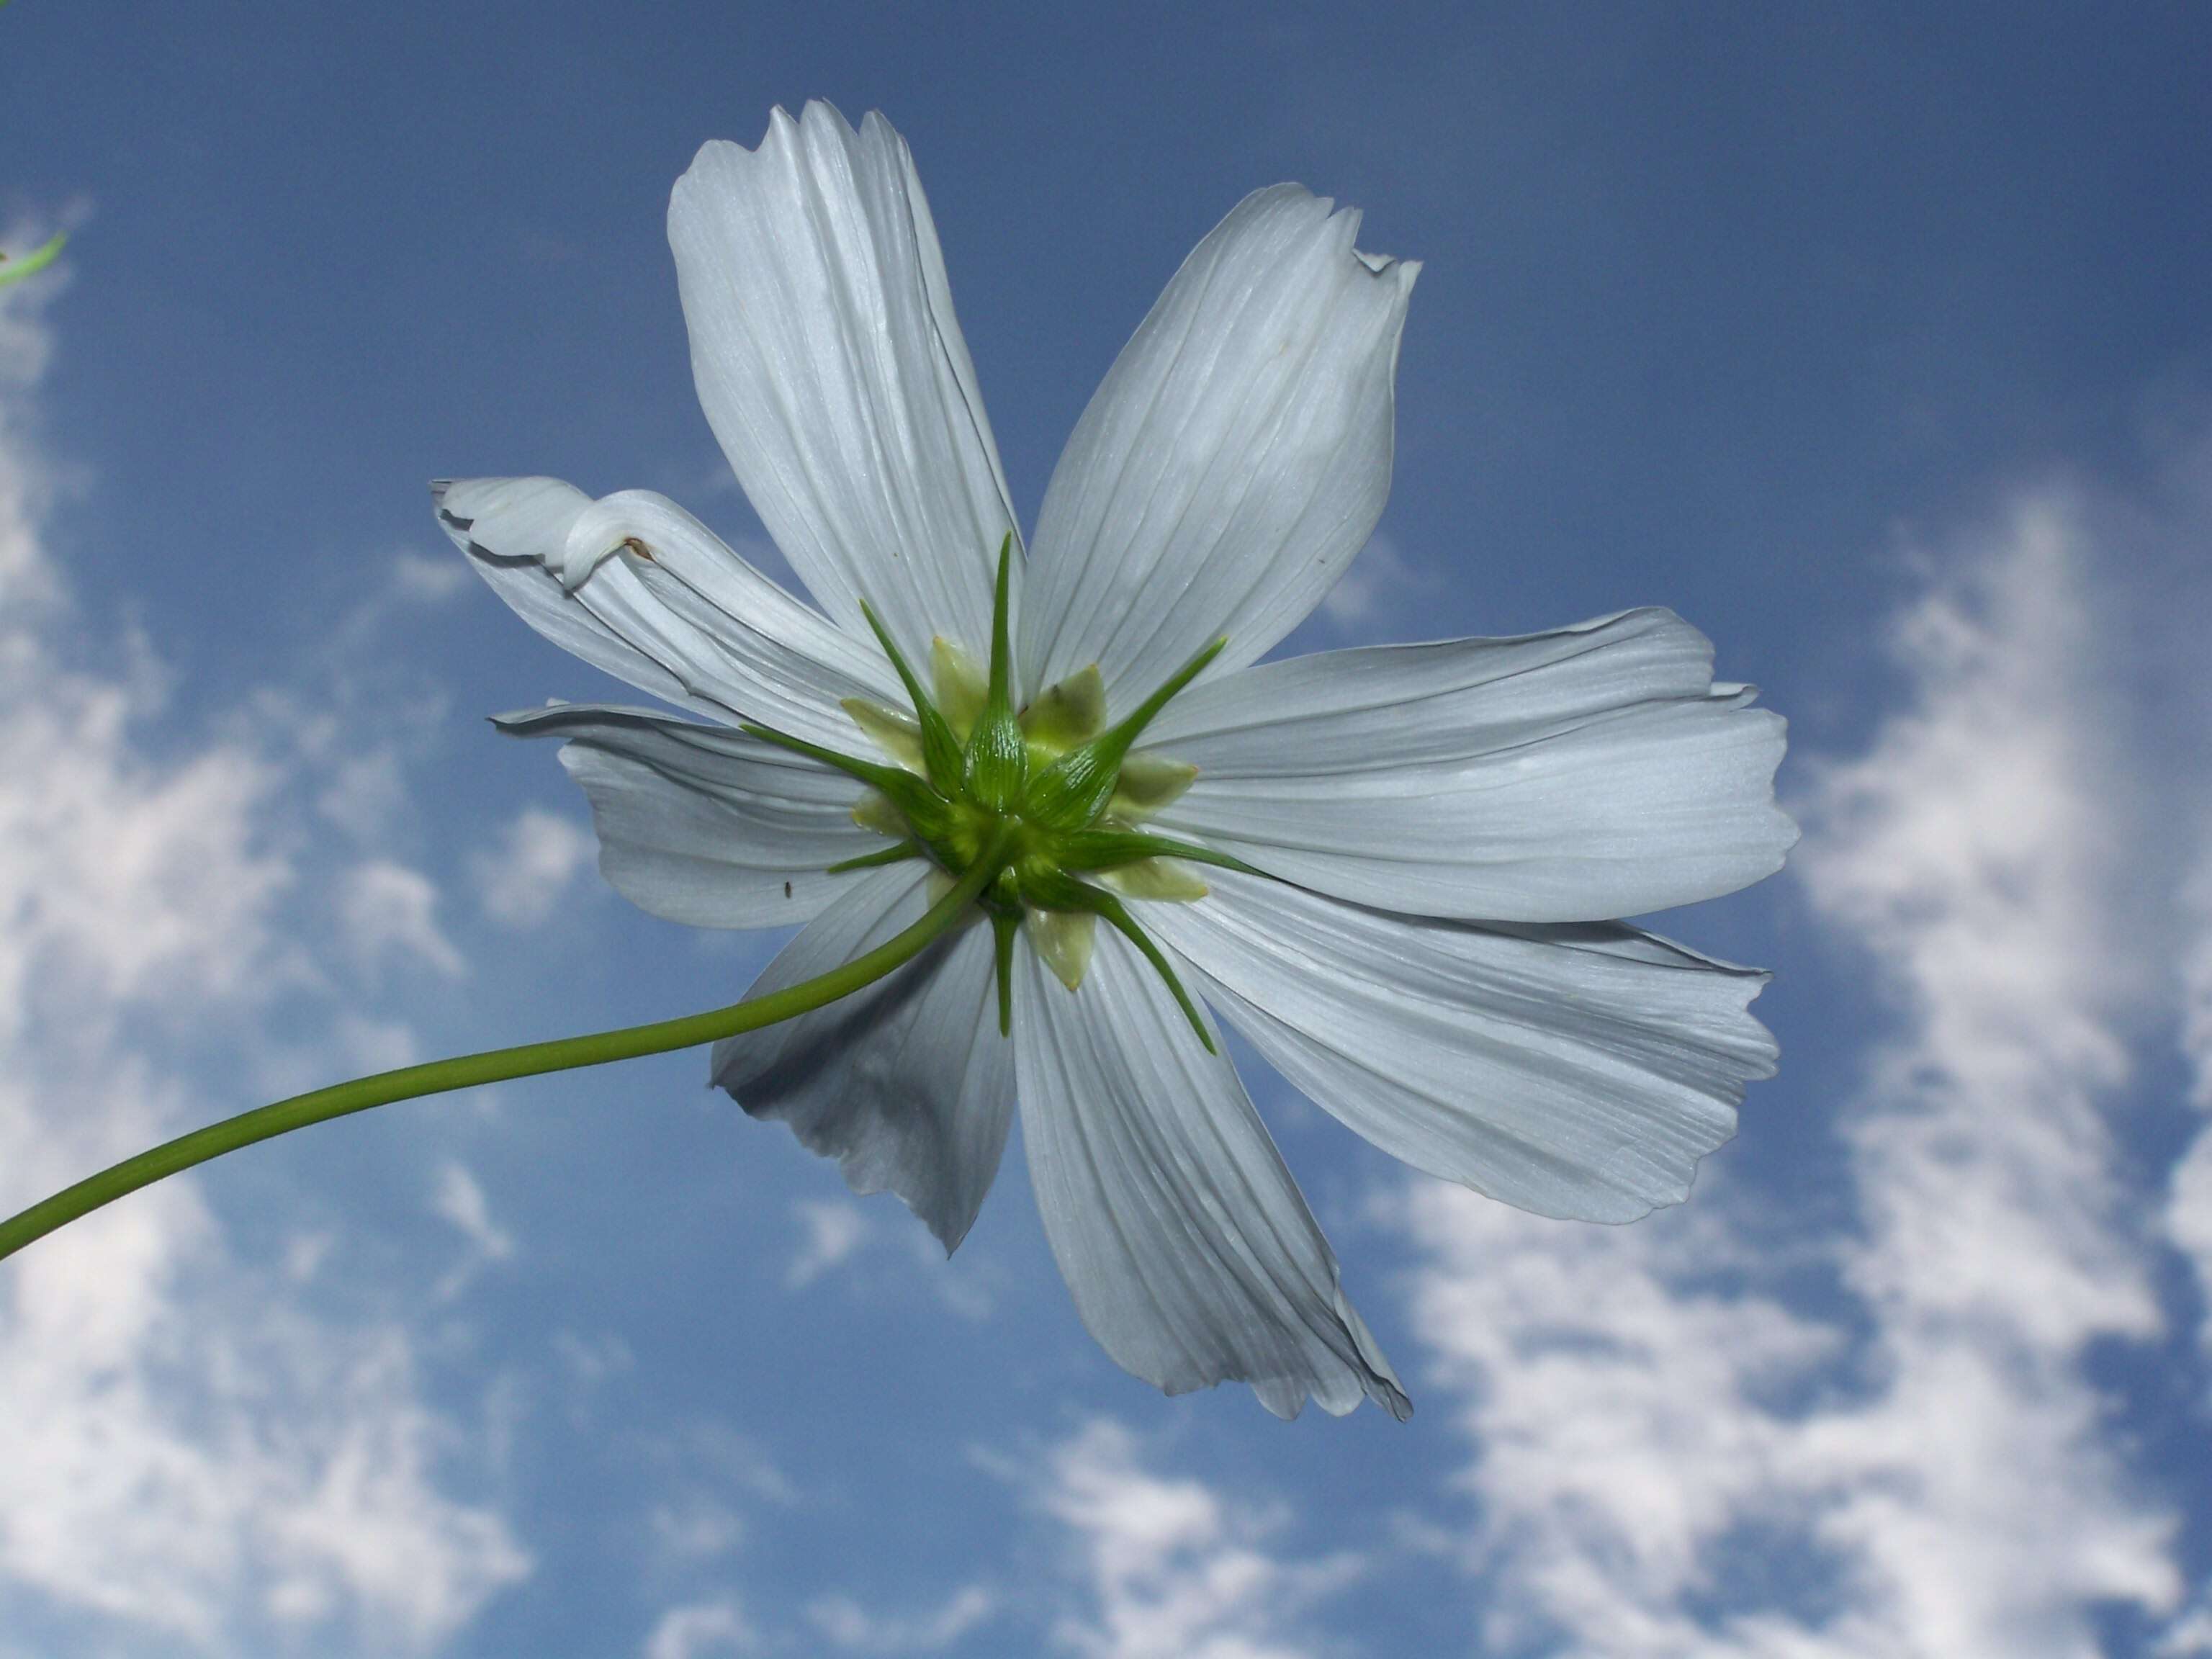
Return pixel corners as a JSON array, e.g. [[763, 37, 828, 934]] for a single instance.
[[962, 533, 1029, 812], [990, 908, 1020, 1037], [740, 721, 952, 842], [858, 600, 966, 795], [1053, 827, 1263, 879], [1020, 637, 1227, 831], [1016, 869, 1215, 1053], [824, 839, 925, 874]]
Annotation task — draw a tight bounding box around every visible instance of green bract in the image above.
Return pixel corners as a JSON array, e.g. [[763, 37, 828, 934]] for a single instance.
[[741, 535, 1251, 1048]]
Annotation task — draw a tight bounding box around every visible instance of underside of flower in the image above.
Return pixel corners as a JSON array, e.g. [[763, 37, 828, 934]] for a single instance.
[[739, 535, 1251, 1048], [409, 104, 1797, 1423]]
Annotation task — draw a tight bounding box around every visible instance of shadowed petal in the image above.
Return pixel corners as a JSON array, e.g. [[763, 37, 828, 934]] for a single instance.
[[1015, 927, 1410, 1420], [714, 866, 1013, 1253], [495, 703, 881, 929], [670, 102, 1019, 670], [1152, 869, 1776, 1223], [1144, 608, 1797, 922], [1020, 185, 1416, 706]]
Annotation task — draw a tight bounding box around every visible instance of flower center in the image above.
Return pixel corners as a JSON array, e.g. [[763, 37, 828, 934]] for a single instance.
[[737, 536, 1245, 1046]]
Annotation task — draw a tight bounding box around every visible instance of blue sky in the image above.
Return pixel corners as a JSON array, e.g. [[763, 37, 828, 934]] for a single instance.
[[5, 4, 2212, 1655]]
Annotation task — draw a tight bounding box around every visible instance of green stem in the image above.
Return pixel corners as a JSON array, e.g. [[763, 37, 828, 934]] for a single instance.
[[0, 853, 1003, 1266], [0, 233, 66, 291]]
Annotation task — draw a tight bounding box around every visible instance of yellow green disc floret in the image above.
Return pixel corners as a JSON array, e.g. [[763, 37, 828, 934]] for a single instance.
[[739, 535, 1254, 1048]]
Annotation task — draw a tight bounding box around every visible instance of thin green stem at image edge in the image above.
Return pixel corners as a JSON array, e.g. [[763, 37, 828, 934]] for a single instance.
[[0, 850, 1007, 1266], [0, 233, 66, 290]]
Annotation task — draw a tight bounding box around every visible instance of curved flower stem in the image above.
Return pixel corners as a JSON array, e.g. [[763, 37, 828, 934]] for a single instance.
[[0, 852, 1005, 1266]]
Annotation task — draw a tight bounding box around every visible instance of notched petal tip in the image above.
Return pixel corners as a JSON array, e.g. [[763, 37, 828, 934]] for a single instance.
[[1022, 172, 1419, 699], [677, 99, 850, 182], [1235, 1286, 1412, 1423]]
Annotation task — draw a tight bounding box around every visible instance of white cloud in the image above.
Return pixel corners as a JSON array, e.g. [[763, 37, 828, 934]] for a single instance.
[[2184, 852, 2212, 1115], [334, 1010, 423, 1074], [896, 1219, 997, 1322], [430, 1161, 515, 1302], [1401, 490, 2184, 1655], [651, 1496, 747, 1564], [806, 1583, 997, 1653], [1027, 1418, 1359, 1659], [1403, 1195, 1837, 1656], [318, 748, 413, 848], [1316, 526, 1436, 633], [472, 804, 596, 929], [780, 1195, 999, 1316], [0, 261, 526, 1652], [392, 549, 472, 604], [644, 1598, 757, 1659], [786, 1197, 870, 1290], [432, 1161, 514, 1264], [338, 857, 467, 980], [2166, 841, 2212, 1373], [554, 1326, 636, 1386]]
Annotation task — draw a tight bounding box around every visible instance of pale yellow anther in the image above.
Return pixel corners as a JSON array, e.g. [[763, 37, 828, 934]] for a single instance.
[[851, 788, 909, 837], [931, 638, 987, 740], [1026, 909, 1097, 991], [1021, 664, 1105, 757], [1109, 752, 1199, 821], [841, 697, 927, 774], [1099, 858, 1209, 903]]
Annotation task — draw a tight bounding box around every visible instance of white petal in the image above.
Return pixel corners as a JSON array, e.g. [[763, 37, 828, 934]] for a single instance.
[[437, 478, 896, 750], [495, 703, 879, 928], [1020, 185, 1416, 706], [1014, 929, 1409, 1420], [1151, 869, 1776, 1223], [437, 477, 723, 722], [565, 490, 902, 750], [714, 865, 1013, 1253], [670, 103, 1019, 670], [1143, 608, 1797, 922]]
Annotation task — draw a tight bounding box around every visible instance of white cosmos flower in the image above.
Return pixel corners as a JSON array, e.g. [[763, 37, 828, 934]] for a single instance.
[[434, 102, 1794, 1420]]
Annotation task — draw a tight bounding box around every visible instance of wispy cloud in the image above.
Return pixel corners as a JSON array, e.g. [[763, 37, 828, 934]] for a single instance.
[[644, 1598, 757, 1659], [1316, 526, 1439, 636], [431, 1160, 516, 1300], [806, 1583, 997, 1653], [391, 549, 472, 605], [1023, 1417, 1359, 1659], [472, 804, 596, 929], [338, 858, 468, 981], [650, 1496, 747, 1565], [0, 258, 526, 1653], [432, 1160, 514, 1262], [786, 1197, 871, 1290], [2165, 838, 2212, 1379], [1401, 484, 2188, 1654]]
